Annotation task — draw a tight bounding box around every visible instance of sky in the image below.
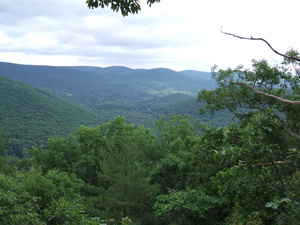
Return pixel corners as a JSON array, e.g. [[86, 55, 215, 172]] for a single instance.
[[0, 0, 299, 72]]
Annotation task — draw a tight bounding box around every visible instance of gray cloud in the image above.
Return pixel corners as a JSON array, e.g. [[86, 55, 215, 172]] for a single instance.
[[1, 1, 188, 54], [0, 0, 299, 71]]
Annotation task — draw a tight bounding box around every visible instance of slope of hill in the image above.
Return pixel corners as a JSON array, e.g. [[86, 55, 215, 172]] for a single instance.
[[0, 76, 100, 157]]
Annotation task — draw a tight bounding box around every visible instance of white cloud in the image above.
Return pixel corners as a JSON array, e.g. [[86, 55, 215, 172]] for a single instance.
[[0, 0, 299, 71]]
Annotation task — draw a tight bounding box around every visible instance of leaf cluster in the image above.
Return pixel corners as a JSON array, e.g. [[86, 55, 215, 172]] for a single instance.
[[86, 0, 161, 16]]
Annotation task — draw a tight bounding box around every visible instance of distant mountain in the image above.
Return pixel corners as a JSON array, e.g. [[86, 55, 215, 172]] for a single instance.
[[0, 62, 230, 153], [0, 61, 218, 124], [0, 62, 215, 100], [180, 70, 213, 81], [0, 76, 100, 156], [71, 66, 216, 95]]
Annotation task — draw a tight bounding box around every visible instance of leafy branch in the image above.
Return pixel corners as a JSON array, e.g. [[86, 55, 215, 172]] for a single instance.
[[86, 0, 160, 16], [226, 80, 300, 105]]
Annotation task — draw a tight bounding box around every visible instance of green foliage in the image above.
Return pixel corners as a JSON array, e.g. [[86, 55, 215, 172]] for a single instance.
[[31, 136, 79, 174], [152, 115, 201, 193], [0, 169, 102, 224], [155, 114, 197, 146], [0, 127, 9, 172], [262, 170, 300, 225], [44, 197, 87, 225], [81, 117, 158, 223], [0, 127, 8, 157], [150, 114, 229, 224], [86, 0, 161, 16], [0, 172, 43, 224], [154, 188, 221, 225], [0, 75, 100, 157], [225, 203, 264, 225], [30, 116, 159, 224], [198, 59, 300, 132], [198, 52, 300, 223]]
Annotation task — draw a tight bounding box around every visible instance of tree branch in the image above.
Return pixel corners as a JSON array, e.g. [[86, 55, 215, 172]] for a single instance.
[[226, 80, 300, 105], [239, 159, 293, 166], [276, 117, 300, 141], [221, 30, 300, 62]]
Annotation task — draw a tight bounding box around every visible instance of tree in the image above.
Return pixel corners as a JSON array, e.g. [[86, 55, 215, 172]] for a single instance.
[[87, 117, 158, 224], [198, 33, 300, 223], [0, 171, 43, 224], [152, 114, 229, 224], [0, 167, 102, 225], [86, 0, 161, 16], [198, 50, 300, 143], [154, 188, 221, 225]]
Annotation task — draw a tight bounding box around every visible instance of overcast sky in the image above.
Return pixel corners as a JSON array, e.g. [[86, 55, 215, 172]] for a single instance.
[[0, 0, 299, 71]]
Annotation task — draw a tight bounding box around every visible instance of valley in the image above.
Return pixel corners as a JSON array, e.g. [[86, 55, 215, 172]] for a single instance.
[[0, 61, 231, 155]]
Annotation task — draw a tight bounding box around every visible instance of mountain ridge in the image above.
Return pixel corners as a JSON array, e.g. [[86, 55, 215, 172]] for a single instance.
[[0, 61, 216, 112]]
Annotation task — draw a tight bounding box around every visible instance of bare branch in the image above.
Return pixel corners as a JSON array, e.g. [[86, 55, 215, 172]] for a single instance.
[[257, 160, 293, 166], [239, 159, 293, 166], [277, 118, 300, 141], [221, 30, 300, 62], [226, 80, 300, 105], [283, 126, 300, 140]]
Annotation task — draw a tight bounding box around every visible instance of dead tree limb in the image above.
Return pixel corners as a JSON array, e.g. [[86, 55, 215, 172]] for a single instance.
[[277, 118, 300, 141], [221, 30, 300, 62], [239, 159, 293, 166], [226, 80, 300, 140]]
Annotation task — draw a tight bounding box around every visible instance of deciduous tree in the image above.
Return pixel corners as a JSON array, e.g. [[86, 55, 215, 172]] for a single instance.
[[198, 33, 300, 223]]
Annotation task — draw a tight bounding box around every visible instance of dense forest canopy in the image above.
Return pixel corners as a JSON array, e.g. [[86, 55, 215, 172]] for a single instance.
[[0, 75, 101, 157]]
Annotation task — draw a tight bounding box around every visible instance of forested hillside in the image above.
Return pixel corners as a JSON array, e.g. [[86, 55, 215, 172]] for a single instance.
[[0, 76, 100, 157]]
